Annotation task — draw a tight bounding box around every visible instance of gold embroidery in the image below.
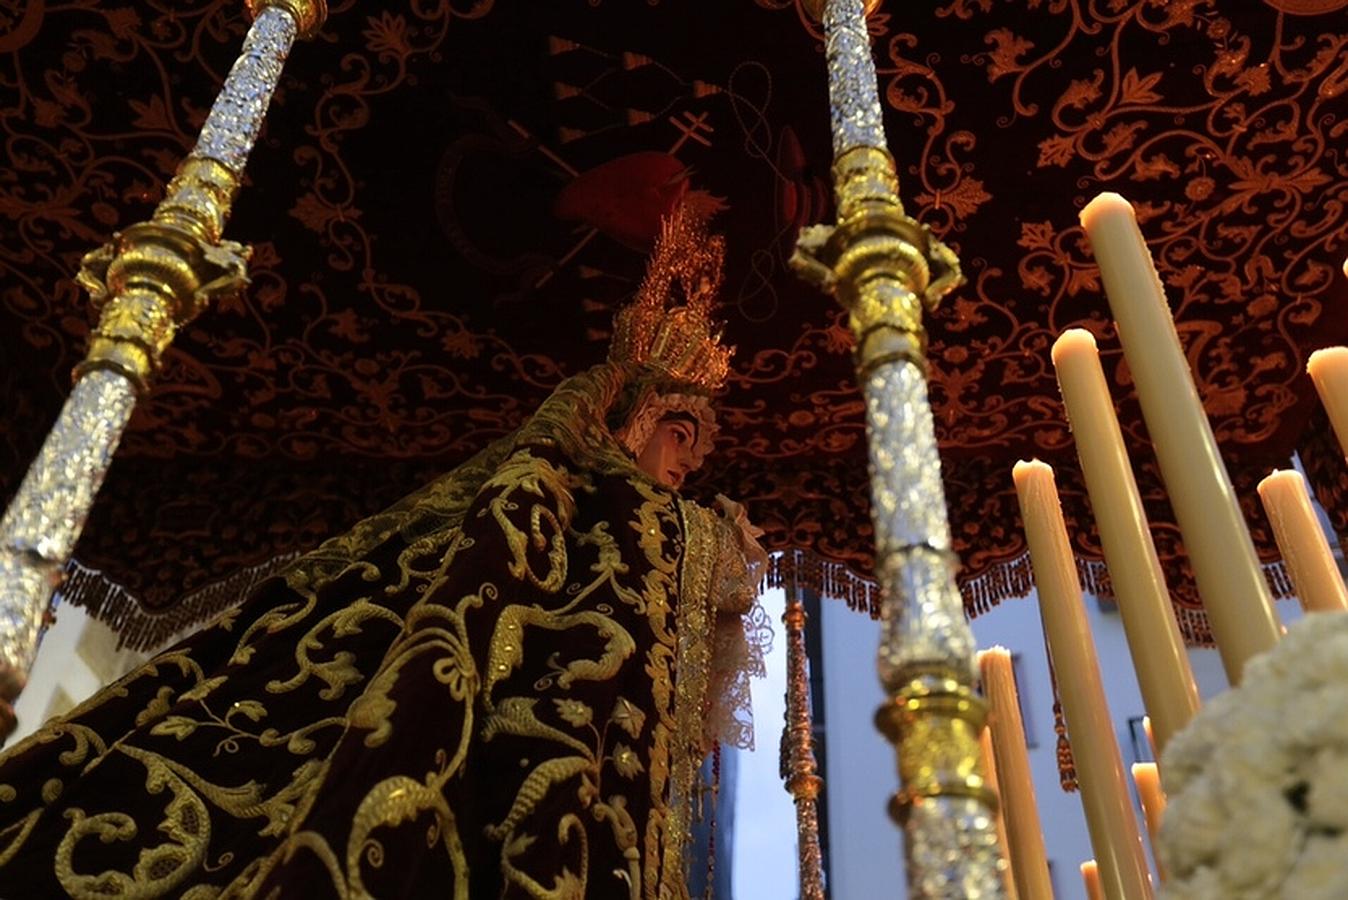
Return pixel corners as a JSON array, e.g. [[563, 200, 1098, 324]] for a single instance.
[[264, 598, 405, 701], [592, 795, 641, 900], [346, 771, 468, 899], [611, 743, 644, 780], [554, 698, 594, 728], [485, 756, 593, 843], [484, 604, 636, 701], [482, 697, 592, 758], [611, 697, 646, 740], [0, 809, 40, 867], [631, 484, 681, 899], [501, 813, 588, 899], [55, 749, 211, 899], [482, 449, 577, 592]]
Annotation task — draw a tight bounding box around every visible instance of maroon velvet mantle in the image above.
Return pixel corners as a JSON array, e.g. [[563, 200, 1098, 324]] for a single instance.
[[3, 0, 1348, 646]]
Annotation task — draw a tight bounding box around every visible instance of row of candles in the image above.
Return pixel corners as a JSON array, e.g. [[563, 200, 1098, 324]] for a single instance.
[[973, 192, 1348, 899]]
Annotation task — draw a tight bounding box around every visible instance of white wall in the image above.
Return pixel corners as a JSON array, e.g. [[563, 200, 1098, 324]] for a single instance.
[[9, 601, 147, 746], [733, 587, 802, 898]]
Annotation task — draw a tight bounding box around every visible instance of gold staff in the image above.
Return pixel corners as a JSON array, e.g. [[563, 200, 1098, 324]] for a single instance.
[[790, 0, 1006, 893], [0, 0, 327, 736], [782, 581, 825, 899]]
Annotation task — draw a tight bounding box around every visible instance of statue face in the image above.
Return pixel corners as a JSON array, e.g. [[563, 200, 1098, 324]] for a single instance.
[[636, 417, 700, 489]]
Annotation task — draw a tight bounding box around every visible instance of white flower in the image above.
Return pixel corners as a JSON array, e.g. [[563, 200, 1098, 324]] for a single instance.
[[1214, 784, 1297, 895], [1279, 833, 1348, 899], [1161, 613, 1348, 899], [1304, 748, 1348, 832]]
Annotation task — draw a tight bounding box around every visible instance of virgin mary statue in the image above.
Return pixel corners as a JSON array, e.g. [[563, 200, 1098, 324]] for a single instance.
[[0, 204, 770, 899]]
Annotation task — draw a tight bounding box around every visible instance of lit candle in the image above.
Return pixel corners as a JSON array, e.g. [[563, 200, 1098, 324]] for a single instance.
[[1132, 762, 1167, 882], [1051, 328, 1201, 755], [1080, 193, 1280, 684], [1258, 469, 1348, 614], [1308, 348, 1348, 460], [1142, 717, 1155, 761], [978, 721, 1020, 900], [1014, 459, 1155, 900], [978, 648, 1047, 899], [1081, 861, 1103, 900]]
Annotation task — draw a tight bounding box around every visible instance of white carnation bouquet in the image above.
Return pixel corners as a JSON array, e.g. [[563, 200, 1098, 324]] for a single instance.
[[1160, 612, 1348, 899]]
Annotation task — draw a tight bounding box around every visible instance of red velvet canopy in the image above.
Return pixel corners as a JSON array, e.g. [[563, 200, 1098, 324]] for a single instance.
[[3, 0, 1348, 647]]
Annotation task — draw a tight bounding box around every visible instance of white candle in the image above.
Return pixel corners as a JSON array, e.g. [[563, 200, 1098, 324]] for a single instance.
[[1014, 459, 1155, 900], [1052, 328, 1201, 755], [1308, 348, 1348, 460], [978, 720, 1021, 899], [1082, 861, 1103, 900], [979, 648, 1048, 900], [1080, 192, 1280, 684], [1258, 469, 1348, 613], [1132, 762, 1167, 883]]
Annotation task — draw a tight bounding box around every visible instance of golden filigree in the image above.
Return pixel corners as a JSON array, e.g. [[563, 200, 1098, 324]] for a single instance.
[[484, 604, 637, 700], [55, 748, 211, 899], [481, 449, 578, 592]]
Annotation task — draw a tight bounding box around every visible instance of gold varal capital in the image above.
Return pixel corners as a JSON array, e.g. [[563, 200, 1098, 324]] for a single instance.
[[75, 223, 250, 387], [875, 670, 994, 822], [246, 0, 328, 39]]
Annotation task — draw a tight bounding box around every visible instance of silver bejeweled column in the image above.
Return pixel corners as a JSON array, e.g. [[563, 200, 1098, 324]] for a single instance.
[[791, 0, 1006, 894], [0, 0, 327, 737]]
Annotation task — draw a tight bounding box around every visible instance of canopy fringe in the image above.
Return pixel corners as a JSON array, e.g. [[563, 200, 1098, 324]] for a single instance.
[[766, 549, 882, 619], [61, 542, 1297, 659], [60, 554, 299, 652]]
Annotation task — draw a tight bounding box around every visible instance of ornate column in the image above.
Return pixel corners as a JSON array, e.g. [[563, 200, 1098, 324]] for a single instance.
[[0, 0, 327, 734], [782, 584, 825, 899], [791, 0, 1005, 894]]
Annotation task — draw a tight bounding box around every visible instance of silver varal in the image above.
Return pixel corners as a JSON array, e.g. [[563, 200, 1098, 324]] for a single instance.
[[876, 546, 977, 686], [822, 0, 887, 158], [863, 362, 954, 554], [0, 371, 137, 673], [0, 554, 50, 676], [193, 6, 297, 173], [0, 372, 137, 561], [906, 796, 1007, 898]]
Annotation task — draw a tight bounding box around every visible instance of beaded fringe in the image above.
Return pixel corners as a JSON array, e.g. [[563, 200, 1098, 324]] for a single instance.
[[958, 550, 1298, 649], [61, 544, 1296, 662], [59, 554, 299, 652]]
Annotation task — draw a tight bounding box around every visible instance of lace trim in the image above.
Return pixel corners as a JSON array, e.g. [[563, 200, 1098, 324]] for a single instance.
[[704, 495, 771, 752], [614, 392, 717, 466]]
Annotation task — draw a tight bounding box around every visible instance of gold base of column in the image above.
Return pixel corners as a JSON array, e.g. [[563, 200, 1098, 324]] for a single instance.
[[875, 669, 996, 824]]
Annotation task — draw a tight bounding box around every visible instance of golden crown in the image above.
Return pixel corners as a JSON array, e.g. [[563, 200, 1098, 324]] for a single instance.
[[608, 202, 732, 393]]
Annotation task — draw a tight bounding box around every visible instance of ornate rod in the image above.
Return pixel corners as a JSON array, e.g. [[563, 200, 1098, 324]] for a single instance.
[[790, 0, 1005, 894], [0, 0, 327, 734], [782, 583, 825, 899]]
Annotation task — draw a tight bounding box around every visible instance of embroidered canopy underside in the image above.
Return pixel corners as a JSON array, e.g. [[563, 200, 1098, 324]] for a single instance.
[[3, 2, 1348, 646]]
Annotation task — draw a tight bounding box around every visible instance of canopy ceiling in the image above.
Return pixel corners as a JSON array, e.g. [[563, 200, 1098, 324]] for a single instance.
[[3, 0, 1348, 646]]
